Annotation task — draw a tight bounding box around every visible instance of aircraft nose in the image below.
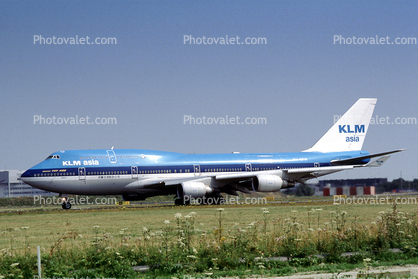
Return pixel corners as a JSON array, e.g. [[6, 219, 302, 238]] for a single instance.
[[20, 169, 30, 182]]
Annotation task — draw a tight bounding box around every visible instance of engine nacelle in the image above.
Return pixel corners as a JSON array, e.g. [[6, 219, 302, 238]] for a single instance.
[[177, 181, 213, 199], [252, 175, 285, 192]]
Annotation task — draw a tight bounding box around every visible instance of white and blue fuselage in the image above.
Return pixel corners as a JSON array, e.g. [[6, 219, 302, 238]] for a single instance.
[[20, 98, 404, 208], [21, 149, 369, 195]]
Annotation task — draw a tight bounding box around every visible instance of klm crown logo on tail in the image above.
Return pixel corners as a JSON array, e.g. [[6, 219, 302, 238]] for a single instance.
[[338, 125, 365, 133]]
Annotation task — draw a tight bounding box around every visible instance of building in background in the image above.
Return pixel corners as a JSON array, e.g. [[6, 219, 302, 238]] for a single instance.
[[318, 178, 387, 188], [0, 170, 56, 198], [315, 178, 387, 197]]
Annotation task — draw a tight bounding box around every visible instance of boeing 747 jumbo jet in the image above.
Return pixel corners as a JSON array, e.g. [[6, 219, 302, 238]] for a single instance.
[[21, 98, 404, 209]]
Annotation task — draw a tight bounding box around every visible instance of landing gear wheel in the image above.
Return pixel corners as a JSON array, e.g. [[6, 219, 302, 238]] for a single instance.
[[62, 202, 71, 210]]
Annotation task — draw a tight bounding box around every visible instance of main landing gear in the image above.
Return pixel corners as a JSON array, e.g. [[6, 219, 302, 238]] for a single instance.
[[61, 197, 71, 210], [174, 198, 190, 206]]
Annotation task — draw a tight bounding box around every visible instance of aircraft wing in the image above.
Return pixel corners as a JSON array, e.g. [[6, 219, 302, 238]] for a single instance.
[[283, 165, 354, 182], [214, 166, 353, 184], [131, 177, 206, 188]]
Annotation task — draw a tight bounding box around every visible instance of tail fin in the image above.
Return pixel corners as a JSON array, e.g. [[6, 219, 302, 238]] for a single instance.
[[304, 98, 377, 152]]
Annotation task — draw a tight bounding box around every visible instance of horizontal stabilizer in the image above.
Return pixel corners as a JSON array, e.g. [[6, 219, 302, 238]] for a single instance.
[[365, 155, 390, 167], [331, 149, 405, 166]]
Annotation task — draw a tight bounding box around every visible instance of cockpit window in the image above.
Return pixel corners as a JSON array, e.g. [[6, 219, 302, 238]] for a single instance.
[[45, 155, 60, 160]]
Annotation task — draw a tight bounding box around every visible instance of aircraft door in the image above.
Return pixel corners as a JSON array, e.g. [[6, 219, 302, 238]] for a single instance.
[[78, 167, 86, 180], [106, 150, 117, 163], [193, 164, 201, 177], [131, 166, 138, 179], [245, 163, 252, 172]]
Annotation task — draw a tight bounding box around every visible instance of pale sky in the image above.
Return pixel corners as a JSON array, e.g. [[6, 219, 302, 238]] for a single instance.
[[1, 1, 417, 181]]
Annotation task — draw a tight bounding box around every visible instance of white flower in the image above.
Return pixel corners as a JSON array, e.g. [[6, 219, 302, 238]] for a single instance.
[[164, 220, 170, 224]]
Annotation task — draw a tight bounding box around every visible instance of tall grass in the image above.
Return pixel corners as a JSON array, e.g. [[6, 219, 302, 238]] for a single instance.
[[1, 202, 418, 278]]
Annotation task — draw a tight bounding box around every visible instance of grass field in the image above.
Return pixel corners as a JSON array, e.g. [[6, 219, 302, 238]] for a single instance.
[[1, 196, 417, 251], [1, 195, 418, 278]]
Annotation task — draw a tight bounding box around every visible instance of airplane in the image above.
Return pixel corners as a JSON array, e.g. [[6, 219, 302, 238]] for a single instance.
[[21, 98, 404, 209]]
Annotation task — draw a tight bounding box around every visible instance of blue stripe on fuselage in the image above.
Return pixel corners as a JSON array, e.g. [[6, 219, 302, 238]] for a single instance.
[[21, 149, 370, 178]]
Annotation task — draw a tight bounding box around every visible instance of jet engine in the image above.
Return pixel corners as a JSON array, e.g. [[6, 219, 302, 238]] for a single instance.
[[177, 181, 213, 199], [252, 175, 285, 192]]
